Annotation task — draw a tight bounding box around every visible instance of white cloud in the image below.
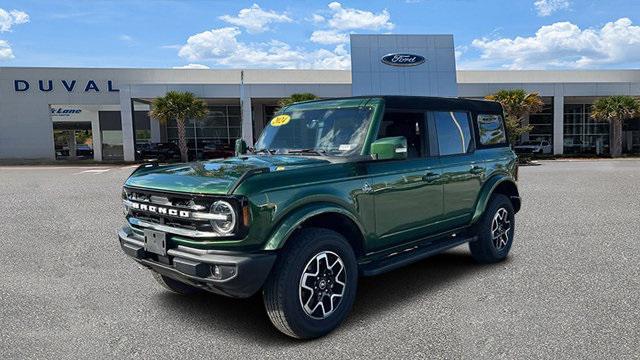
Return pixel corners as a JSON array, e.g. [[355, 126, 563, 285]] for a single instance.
[[173, 63, 210, 69], [534, 0, 570, 16], [0, 8, 27, 60], [0, 39, 14, 60], [471, 18, 640, 69], [310, 30, 349, 45], [455, 45, 467, 62], [310, 14, 325, 23], [219, 4, 292, 34], [0, 8, 29, 32], [178, 27, 350, 69], [308, 3, 393, 46], [324, 2, 393, 31], [309, 44, 351, 69], [119, 34, 134, 43], [178, 27, 243, 60]]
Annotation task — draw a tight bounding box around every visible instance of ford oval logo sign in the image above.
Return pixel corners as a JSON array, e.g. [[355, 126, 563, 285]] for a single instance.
[[381, 53, 426, 67]]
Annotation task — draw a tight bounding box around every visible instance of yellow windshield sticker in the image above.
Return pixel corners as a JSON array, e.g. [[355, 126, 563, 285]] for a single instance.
[[271, 114, 291, 126]]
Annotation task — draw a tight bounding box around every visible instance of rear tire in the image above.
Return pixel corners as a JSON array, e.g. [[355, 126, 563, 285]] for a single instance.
[[263, 228, 358, 339], [152, 272, 201, 295], [469, 194, 515, 264]]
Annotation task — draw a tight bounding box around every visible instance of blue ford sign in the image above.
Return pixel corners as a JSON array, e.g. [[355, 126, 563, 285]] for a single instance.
[[381, 53, 426, 67]]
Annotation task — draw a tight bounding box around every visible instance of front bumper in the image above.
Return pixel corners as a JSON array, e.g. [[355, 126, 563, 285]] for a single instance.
[[118, 226, 276, 298]]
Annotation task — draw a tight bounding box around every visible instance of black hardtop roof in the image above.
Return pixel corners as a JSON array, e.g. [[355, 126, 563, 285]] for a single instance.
[[380, 95, 503, 114], [294, 95, 503, 114]]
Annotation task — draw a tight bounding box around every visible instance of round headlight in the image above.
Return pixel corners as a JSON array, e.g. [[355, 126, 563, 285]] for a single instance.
[[210, 201, 236, 234]]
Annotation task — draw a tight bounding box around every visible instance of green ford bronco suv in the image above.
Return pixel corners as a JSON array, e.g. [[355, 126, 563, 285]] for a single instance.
[[118, 96, 520, 339]]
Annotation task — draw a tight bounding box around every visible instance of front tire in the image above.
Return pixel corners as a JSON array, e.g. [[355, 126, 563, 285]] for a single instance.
[[263, 228, 358, 339], [469, 194, 515, 263]]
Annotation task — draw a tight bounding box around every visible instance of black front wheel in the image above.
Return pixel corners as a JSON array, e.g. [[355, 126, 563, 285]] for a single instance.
[[263, 228, 358, 339], [469, 194, 515, 263]]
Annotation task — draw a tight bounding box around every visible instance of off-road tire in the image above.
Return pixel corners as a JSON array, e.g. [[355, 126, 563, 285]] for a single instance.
[[469, 194, 515, 263], [152, 272, 201, 295], [263, 228, 358, 339]]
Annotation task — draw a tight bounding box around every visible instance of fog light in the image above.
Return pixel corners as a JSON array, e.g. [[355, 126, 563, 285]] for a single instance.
[[210, 264, 236, 280], [212, 265, 221, 278]]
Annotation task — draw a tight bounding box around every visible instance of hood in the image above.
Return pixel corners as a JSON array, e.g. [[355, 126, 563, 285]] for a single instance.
[[125, 155, 330, 194]]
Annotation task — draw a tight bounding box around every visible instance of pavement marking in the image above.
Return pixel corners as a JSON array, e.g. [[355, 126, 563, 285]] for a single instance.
[[0, 166, 111, 170], [73, 169, 111, 175]]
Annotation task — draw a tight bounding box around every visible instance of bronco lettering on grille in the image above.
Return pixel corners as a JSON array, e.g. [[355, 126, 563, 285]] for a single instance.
[[128, 201, 191, 218]]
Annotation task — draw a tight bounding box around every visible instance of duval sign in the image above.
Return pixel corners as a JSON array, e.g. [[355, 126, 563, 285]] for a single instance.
[[381, 53, 426, 67], [13, 79, 119, 93]]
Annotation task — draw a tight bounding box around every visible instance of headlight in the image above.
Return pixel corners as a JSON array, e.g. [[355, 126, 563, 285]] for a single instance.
[[122, 190, 129, 216], [210, 201, 236, 234]]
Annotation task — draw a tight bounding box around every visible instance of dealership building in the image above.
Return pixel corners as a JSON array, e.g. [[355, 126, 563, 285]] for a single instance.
[[1, 34, 639, 162]]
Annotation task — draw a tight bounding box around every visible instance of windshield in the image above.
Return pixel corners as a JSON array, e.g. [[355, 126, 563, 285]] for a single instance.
[[254, 99, 375, 157]]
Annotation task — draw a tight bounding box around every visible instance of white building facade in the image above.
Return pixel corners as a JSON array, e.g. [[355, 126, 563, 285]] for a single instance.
[[1, 34, 639, 161]]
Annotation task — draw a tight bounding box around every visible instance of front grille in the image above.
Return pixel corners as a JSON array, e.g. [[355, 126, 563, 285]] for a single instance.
[[124, 187, 225, 236]]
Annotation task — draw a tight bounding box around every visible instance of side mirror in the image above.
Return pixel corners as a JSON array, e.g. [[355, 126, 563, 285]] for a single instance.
[[235, 138, 247, 156], [370, 136, 407, 160]]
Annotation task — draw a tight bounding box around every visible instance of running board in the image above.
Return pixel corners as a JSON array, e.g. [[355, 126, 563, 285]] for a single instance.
[[360, 236, 476, 277]]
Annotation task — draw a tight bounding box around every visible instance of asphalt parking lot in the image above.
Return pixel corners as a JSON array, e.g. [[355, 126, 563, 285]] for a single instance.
[[1, 160, 639, 359]]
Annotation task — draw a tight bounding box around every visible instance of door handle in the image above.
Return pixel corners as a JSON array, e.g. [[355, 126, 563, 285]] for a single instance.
[[470, 165, 484, 174], [422, 172, 440, 182]]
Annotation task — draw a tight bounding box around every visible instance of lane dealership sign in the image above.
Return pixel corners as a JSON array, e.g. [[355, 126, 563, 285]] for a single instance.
[[13, 79, 119, 93], [51, 107, 82, 117], [381, 53, 426, 67]]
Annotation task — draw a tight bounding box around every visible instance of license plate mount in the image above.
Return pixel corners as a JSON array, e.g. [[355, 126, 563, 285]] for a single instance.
[[143, 229, 166, 256]]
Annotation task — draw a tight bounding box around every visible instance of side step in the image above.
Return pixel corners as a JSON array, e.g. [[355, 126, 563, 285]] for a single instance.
[[360, 236, 476, 277]]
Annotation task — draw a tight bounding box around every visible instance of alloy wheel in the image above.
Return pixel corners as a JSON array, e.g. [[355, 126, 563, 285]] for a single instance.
[[491, 208, 511, 251], [298, 251, 346, 320]]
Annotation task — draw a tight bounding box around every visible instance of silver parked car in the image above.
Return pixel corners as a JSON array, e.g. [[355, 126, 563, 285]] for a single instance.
[[514, 140, 552, 154]]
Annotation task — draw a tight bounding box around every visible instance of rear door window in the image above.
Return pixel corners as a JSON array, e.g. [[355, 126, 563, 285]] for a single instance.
[[433, 111, 473, 156]]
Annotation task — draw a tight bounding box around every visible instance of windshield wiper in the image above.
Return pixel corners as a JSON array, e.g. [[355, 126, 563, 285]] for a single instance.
[[253, 148, 276, 155], [286, 148, 329, 156]]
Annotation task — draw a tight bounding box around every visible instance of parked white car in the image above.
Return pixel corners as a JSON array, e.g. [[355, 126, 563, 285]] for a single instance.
[[514, 140, 552, 154]]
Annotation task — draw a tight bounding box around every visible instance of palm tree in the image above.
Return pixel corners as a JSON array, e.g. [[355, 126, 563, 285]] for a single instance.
[[591, 96, 640, 157], [485, 89, 544, 144], [278, 93, 319, 108], [149, 91, 208, 162]]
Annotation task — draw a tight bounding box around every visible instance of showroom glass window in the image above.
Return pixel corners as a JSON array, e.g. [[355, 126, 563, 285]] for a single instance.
[[433, 111, 473, 155], [527, 100, 553, 145], [563, 104, 610, 155], [165, 105, 241, 160]]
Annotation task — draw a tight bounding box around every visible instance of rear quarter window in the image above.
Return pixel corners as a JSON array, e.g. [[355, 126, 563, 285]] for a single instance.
[[477, 114, 507, 146]]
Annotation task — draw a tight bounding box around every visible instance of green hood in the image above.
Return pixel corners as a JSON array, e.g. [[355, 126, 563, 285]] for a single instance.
[[125, 155, 330, 194]]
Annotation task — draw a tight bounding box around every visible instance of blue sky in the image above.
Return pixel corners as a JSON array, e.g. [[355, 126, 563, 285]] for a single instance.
[[0, 0, 639, 70]]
